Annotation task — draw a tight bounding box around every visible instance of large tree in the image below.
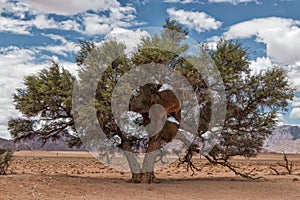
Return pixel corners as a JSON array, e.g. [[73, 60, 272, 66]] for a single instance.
[[9, 20, 294, 182]]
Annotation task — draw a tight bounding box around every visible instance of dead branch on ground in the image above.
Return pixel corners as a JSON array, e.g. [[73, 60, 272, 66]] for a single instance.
[[269, 152, 293, 175], [204, 155, 263, 180], [279, 152, 293, 174], [177, 145, 201, 176]]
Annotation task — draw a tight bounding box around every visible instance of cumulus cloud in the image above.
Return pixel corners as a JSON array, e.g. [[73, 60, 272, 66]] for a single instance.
[[37, 43, 78, 57], [249, 57, 300, 91], [106, 28, 150, 53], [0, 46, 77, 139], [291, 97, 300, 107], [0, 14, 81, 35], [217, 17, 300, 91], [82, 6, 140, 35], [0, 16, 31, 34], [286, 64, 300, 91], [24, 0, 119, 15], [0, 0, 139, 36], [276, 112, 286, 126], [249, 57, 274, 75], [0, 47, 45, 139], [290, 107, 300, 119], [1, 0, 34, 19], [83, 14, 112, 35], [167, 8, 222, 33], [223, 17, 300, 65]]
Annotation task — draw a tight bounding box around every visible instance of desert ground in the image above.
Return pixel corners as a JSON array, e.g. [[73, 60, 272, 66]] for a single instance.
[[1, 151, 300, 200]]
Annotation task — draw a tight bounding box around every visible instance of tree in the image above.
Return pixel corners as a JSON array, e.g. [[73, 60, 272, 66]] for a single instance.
[[9, 20, 294, 182], [8, 61, 75, 145], [198, 40, 294, 178]]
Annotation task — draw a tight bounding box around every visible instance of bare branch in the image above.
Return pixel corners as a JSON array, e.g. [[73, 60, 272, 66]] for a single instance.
[[205, 155, 263, 180], [270, 166, 281, 175], [177, 146, 201, 176], [278, 152, 293, 174]]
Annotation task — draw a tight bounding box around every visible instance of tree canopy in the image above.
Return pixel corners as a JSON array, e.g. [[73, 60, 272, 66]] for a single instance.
[[8, 19, 294, 182], [8, 61, 75, 145]]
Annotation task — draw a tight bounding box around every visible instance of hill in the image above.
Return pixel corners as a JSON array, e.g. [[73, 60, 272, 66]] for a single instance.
[[263, 125, 300, 153], [1, 125, 300, 153], [0, 136, 85, 151]]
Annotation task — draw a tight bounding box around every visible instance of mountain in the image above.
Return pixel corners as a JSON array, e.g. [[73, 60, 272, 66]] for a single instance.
[[0, 136, 85, 151], [263, 125, 300, 153], [0, 138, 15, 150], [1, 125, 300, 153]]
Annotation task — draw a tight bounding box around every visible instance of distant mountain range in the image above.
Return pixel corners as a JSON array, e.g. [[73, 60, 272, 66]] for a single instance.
[[263, 125, 300, 154], [1, 125, 300, 153], [0, 136, 85, 151]]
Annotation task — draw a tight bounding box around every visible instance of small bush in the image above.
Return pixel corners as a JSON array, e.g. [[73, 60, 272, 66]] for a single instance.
[[0, 149, 13, 175]]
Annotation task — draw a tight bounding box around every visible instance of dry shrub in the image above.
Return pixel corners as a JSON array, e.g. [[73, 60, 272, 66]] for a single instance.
[[0, 149, 13, 175]]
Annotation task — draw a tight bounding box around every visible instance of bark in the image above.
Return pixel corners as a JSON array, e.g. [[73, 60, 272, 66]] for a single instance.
[[123, 131, 162, 183], [119, 135, 140, 174], [130, 172, 160, 183]]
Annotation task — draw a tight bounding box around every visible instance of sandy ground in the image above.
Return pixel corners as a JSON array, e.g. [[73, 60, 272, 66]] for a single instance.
[[1, 151, 300, 200]]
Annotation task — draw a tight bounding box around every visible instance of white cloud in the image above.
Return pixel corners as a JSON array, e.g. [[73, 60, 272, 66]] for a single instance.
[[1, 0, 35, 19], [24, 0, 119, 15], [0, 1, 82, 34], [290, 107, 300, 119], [249, 57, 274, 75], [287, 64, 300, 91], [205, 36, 221, 50], [83, 14, 112, 35], [0, 47, 46, 139], [59, 20, 81, 32], [0, 16, 31, 34], [276, 112, 286, 126], [208, 0, 257, 4], [37, 43, 78, 57], [0, 46, 78, 139], [0, 0, 138, 36], [249, 57, 300, 91], [0, 0, 6, 12], [82, 6, 139, 35], [37, 34, 79, 57], [223, 17, 300, 65], [0, 14, 81, 35], [42, 33, 67, 43], [0, 125, 10, 139], [106, 28, 150, 54], [291, 97, 300, 107], [31, 15, 60, 29], [167, 8, 222, 33]]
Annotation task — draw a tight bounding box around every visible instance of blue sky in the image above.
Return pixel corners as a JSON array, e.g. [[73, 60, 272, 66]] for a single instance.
[[0, 0, 300, 138]]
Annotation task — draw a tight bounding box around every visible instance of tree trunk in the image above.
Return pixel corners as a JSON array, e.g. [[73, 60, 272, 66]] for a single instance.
[[140, 134, 162, 183], [130, 171, 160, 183], [122, 133, 162, 183]]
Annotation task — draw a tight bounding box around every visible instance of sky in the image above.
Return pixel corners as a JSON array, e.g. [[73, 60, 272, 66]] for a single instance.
[[1, 0, 300, 139]]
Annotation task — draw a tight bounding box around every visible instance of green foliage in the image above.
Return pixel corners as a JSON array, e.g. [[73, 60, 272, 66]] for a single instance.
[[205, 40, 294, 161], [0, 149, 13, 175], [7, 20, 295, 180], [8, 61, 75, 144], [75, 40, 96, 66], [75, 39, 131, 141], [133, 20, 188, 66]]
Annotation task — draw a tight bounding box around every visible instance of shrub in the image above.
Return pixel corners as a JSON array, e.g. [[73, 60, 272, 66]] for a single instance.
[[0, 149, 13, 175]]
